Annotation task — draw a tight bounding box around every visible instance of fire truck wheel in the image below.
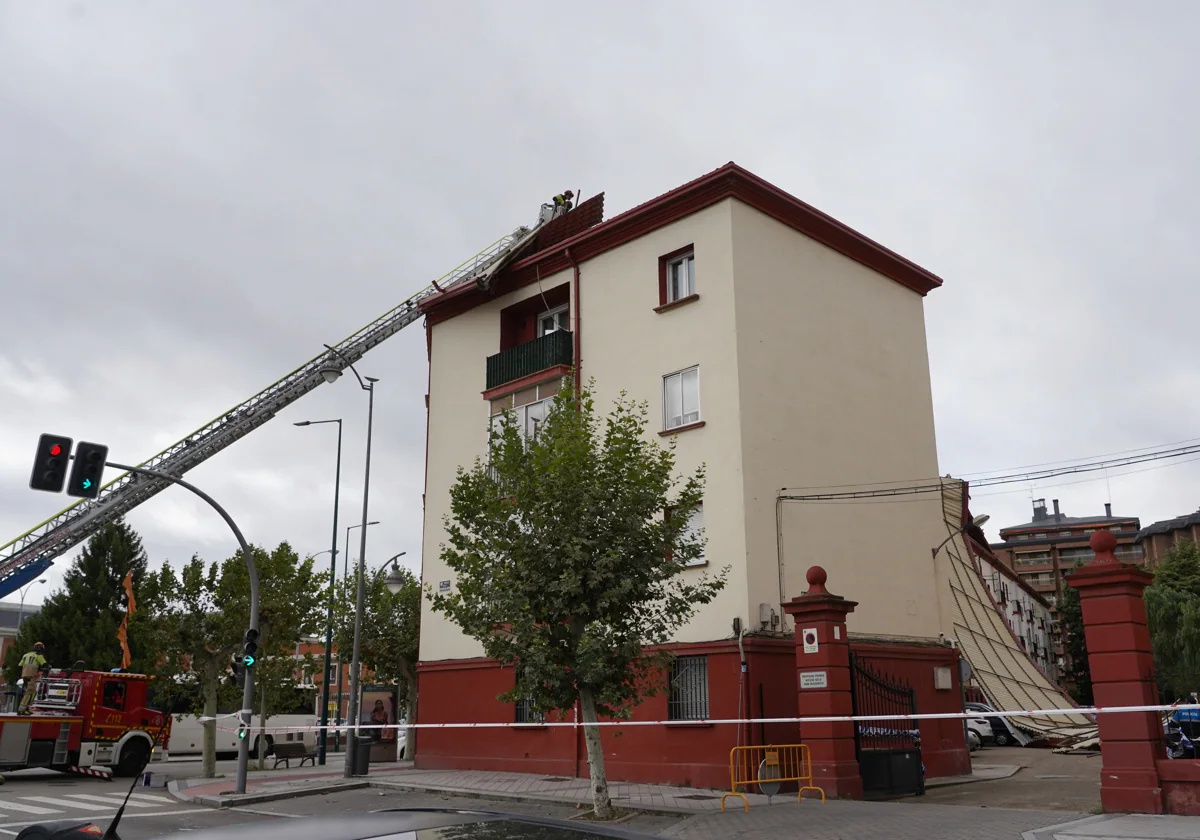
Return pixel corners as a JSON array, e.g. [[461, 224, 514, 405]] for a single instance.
[[114, 738, 151, 777]]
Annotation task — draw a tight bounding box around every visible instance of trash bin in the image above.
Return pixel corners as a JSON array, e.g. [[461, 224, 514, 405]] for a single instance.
[[352, 736, 372, 776]]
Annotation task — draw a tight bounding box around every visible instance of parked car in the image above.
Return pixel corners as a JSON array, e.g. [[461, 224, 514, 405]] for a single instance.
[[966, 716, 993, 749], [966, 702, 1020, 747]]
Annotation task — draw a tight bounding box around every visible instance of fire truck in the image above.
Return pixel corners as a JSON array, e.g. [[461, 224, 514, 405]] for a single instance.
[[0, 669, 169, 779]]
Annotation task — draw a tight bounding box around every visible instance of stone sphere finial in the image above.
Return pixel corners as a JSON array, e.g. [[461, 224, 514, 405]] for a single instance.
[[1090, 529, 1118, 563], [806, 565, 829, 596]]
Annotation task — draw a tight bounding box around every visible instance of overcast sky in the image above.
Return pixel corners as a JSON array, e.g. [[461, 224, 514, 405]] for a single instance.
[[3, 1, 1198, 607]]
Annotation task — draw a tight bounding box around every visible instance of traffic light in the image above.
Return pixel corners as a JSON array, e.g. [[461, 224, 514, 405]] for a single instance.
[[66, 441, 108, 499], [242, 629, 259, 667], [29, 434, 73, 493]]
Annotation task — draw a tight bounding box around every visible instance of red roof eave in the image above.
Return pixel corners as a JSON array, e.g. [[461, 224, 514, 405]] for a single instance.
[[420, 162, 944, 320]]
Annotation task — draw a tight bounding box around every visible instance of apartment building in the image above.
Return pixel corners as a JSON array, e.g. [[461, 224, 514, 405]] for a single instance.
[[965, 535, 1058, 681], [990, 498, 1141, 659], [414, 163, 956, 783], [1136, 508, 1200, 565]]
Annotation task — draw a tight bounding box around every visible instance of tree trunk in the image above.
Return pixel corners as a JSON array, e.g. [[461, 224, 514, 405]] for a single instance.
[[202, 673, 218, 779], [404, 696, 416, 761], [398, 661, 417, 762], [578, 686, 613, 819]]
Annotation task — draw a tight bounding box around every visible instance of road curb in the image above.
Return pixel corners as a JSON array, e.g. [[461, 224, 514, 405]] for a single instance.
[[365, 779, 700, 816], [174, 778, 370, 807], [924, 764, 1022, 789]]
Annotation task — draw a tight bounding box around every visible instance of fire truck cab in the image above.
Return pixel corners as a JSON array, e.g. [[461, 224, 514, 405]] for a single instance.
[[0, 669, 169, 777]]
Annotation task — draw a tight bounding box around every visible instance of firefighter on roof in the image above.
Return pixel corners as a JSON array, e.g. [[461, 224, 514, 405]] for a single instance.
[[18, 642, 46, 713]]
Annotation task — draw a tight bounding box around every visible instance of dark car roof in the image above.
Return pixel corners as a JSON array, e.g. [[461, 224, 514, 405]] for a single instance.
[[160, 809, 661, 840]]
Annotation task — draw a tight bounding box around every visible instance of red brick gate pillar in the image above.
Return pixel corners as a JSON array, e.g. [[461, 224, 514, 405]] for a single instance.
[[781, 565, 863, 799], [1067, 530, 1165, 814]]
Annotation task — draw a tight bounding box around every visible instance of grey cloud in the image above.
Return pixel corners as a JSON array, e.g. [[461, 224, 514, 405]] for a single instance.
[[3, 0, 1200, 605]]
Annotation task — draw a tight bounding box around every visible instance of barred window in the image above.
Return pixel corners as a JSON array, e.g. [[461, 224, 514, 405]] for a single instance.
[[513, 669, 544, 724], [667, 655, 709, 721]]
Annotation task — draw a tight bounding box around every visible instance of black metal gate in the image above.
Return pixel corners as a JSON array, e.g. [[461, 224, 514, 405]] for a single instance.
[[849, 654, 924, 798]]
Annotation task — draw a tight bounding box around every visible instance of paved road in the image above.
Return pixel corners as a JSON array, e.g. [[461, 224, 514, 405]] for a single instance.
[[0, 763, 1093, 840], [0, 768, 215, 837]]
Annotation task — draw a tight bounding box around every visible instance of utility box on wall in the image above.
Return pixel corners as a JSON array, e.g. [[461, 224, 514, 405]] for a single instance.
[[933, 666, 953, 691]]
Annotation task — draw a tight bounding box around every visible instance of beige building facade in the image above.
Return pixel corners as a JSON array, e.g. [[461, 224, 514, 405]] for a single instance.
[[418, 164, 949, 663]]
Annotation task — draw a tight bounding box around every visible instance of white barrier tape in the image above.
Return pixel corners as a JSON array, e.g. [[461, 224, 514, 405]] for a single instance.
[[207, 703, 1200, 734]]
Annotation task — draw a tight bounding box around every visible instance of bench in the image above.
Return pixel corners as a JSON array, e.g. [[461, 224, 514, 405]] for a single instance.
[[271, 741, 317, 769]]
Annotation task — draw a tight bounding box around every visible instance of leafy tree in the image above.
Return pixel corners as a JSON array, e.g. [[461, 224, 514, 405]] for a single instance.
[[250, 651, 320, 769], [1151, 539, 1200, 597], [429, 382, 728, 819], [1058, 567, 1092, 706], [332, 563, 420, 756], [4, 521, 165, 682], [152, 542, 325, 777], [1146, 540, 1200, 700]]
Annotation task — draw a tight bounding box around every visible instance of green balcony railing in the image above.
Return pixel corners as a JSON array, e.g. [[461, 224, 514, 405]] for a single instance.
[[486, 330, 573, 391]]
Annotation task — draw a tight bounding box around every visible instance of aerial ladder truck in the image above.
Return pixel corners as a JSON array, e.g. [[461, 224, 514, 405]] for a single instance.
[[0, 195, 577, 598]]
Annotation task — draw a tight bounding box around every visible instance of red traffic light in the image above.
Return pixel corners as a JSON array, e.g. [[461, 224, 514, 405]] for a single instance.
[[49, 444, 62, 457]]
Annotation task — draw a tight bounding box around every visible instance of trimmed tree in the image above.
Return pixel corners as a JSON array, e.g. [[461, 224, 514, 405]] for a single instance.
[[152, 542, 324, 778], [428, 381, 728, 818]]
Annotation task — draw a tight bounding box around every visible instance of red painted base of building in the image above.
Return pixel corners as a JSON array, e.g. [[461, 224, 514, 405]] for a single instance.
[[416, 636, 968, 793]]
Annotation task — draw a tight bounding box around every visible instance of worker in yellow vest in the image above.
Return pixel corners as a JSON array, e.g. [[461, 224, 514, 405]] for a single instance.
[[18, 642, 46, 713]]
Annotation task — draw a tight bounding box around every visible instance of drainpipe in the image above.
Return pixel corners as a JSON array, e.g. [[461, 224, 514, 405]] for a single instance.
[[775, 495, 786, 630], [564, 247, 581, 394]]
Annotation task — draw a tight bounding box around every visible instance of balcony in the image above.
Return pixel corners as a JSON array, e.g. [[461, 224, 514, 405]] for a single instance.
[[486, 329, 573, 391]]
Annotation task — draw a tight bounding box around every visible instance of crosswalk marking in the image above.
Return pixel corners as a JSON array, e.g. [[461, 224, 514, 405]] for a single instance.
[[24, 796, 110, 810], [59, 794, 159, 808], [0, 799, 60, 815], [127, 793, 173, 803]]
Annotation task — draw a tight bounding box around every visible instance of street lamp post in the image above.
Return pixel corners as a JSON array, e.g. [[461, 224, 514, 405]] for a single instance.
[[319, 343, 378, 779], [17, 578, 46, 630], [294, 418, 343, 766], [334, 520, 378, 752]]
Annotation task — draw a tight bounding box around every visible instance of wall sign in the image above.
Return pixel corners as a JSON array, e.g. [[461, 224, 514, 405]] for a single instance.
[[802, 628, 819, 654], [799, 671, 828, 690], [438, 580, 451, 592]]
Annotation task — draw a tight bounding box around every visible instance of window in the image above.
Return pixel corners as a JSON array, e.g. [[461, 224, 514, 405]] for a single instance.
[[513, 667, 544, 724], [489, 379, 564, 442], [665, 252, 695, 303], [538, 305, 569, 337], [663, 367, 700, 429], [101, 680, 126, 711], [514, 694, 544, 724], [668, 655, 709, 721], [682, 504, 706, 567]]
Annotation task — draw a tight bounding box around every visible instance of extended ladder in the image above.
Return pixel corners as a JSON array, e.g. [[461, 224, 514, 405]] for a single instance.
[[0, 219, 546, 598]]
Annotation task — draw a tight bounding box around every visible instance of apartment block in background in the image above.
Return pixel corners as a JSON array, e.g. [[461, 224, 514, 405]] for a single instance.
[[1135, 508, 1200, 565], [990, 497, 1142, 660]]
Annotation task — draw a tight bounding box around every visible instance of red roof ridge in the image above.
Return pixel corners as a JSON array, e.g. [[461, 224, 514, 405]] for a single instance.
[[421, 162, 944, 318]]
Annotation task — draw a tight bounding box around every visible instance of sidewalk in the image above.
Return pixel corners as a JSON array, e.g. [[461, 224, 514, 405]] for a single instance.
[[170, 763, 1017, 814], [167, 765, 1200, 840]]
